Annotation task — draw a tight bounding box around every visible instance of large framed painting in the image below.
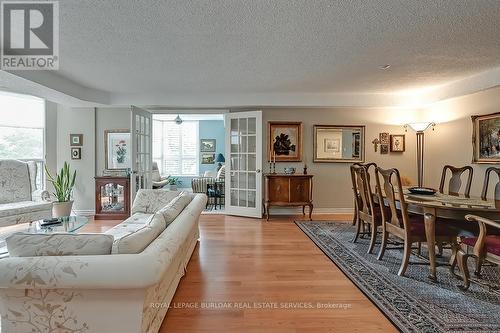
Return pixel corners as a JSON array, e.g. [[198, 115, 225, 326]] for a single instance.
[[268, 121, 303, 162], [313, 125, 365, 163], [472, 112, 500, 164], [105, 130, 131, 170]]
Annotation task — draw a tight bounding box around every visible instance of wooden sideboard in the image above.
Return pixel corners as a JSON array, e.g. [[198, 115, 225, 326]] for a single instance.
[[264, 174, 313, 221]]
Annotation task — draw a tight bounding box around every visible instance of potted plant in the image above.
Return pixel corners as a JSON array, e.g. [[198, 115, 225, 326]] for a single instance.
[[45, 162, 77, 217], [166, 176, 182, 191]]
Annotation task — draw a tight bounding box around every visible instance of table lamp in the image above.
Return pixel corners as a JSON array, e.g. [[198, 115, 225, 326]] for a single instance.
[[215, 153, 225, 171]]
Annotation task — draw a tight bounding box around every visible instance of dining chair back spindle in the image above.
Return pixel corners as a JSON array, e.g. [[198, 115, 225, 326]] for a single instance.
[[375, 167, 457, 276], [481, 167, 500, 207], [350, 162, 377, 225], [439, 165, 473, 197], [351, 164, 380, 253]]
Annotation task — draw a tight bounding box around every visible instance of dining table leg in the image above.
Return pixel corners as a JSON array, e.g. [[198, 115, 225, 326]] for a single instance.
[[423, 207, 437, 281]]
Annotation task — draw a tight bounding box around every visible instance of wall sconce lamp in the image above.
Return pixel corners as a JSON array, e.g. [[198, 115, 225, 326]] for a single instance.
[[404, 122, 436, 187]]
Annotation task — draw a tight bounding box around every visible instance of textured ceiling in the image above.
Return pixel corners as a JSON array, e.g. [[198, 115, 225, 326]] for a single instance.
[[5, 0, 500, 106]]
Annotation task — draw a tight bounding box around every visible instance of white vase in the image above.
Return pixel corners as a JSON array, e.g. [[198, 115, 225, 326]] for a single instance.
[[52, 201, 74, 218]]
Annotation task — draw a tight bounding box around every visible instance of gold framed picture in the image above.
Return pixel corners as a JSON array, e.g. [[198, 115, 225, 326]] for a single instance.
[[472, 112, 500, 164], [313, 125, 365, 163], [268, 121, 303, 162], [390, 134, 405, 152]]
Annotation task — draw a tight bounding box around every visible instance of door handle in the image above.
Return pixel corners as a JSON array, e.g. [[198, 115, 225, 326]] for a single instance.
[[256, 169, 261, 173]]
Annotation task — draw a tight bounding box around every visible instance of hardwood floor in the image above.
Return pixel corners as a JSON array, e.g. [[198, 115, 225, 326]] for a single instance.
[[158, 214, 397, 333]]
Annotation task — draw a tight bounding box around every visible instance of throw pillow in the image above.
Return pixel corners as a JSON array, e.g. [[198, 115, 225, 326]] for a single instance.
[[111, 213, 166, 254], [158, 193, 193, 225]]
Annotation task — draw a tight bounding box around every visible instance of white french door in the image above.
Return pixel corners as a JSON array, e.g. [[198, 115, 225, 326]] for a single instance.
[[130, 106, 152, 200], [225, 111, 263, 218]]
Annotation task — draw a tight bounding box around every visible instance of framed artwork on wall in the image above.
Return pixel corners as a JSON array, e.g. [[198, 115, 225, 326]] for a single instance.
[[313, 125, 365, 163], [105, 130, 131, 170], [390, 134, 405, 152], [71, 147, 81, 160], [70, 134, 83, 146], [472, 112, 500, 164], [268, 121, 303, 162], [200, 139, 216, 152], [201, 153, 215, 164]]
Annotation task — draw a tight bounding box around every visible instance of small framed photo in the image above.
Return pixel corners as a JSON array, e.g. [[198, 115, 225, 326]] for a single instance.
[[201, 153, 215, 164], [71, 147, 81, 160], [390, 134, 405, 152], [200, 139, 216, 152], [70, 134, 83, 146], [380, 144, 389, 155], [379, 132, 389, 145]]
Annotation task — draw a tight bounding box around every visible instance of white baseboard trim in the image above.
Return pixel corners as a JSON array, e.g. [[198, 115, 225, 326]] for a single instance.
[[73, 209, 95, 217], [266, 207, 353, 215]]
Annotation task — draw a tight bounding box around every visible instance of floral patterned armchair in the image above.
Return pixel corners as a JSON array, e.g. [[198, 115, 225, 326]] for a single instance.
[[0, 159, 52, 227]]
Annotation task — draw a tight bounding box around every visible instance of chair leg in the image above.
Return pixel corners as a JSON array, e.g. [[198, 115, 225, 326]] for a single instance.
[[449, 241, 459, 274], [474, 256, 484, 277], [377, 229, 388, 260], [352, 216, 362, 243], [367, 223, 377, 254], [416, 242, 422, 256], [457, 250, 471, 290], [436, 242, 443, 257], [398, 239, 412, 277]]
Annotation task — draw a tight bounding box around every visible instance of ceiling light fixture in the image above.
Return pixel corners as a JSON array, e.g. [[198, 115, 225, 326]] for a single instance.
[[379, 64, 391, 70], [175, 114, 183, 125]]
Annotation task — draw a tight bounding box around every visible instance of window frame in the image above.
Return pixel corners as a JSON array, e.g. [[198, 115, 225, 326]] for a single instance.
[[153, 119, 199, 177], [0, 91, 46, 190]]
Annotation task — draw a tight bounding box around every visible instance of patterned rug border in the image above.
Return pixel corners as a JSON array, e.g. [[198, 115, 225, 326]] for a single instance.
[[295, 220, 412, 332], [295, 220, 500, 333]]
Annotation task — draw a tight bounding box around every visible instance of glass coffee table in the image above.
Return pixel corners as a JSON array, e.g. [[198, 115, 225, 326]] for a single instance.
[[0, 216, 89, 256]]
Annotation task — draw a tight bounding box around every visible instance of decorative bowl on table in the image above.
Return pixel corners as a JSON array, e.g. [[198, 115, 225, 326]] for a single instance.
[[408, 187, 437, 195], [284, 167, 296, 175]]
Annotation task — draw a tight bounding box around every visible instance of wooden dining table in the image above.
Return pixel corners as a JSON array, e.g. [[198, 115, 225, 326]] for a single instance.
[[381, 188, 500, 281]]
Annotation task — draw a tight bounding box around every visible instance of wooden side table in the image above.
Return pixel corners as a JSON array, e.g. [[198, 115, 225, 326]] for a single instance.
[[264, 174, 313, 221]]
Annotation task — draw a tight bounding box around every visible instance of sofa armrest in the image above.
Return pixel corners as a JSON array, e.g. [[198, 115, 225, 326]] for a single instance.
[[32, 189, 51, 202]]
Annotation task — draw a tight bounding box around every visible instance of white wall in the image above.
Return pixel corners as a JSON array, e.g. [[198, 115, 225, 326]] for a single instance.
[[259, 107, 418, 209], [424, 86, 500, 198], [56, 106, 95, 213]]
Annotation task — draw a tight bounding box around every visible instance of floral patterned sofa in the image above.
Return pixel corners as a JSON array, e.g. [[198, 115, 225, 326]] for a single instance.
[[0, 159, 52, 227], [0, 190, 207, 333]]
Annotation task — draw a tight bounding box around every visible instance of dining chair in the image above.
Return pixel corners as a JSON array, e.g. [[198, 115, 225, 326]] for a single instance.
[[439, 165, 473, 197], [481, 167, 500, 206], [350, 162, 377, 226], [457, 214, 500, 291], [375, 167, 457, 276], [351, 164, 383, 254]]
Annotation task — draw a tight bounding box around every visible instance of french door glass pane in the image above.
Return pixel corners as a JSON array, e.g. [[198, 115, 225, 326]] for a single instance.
[[229, 115, 259, 209], [248, 191, 256, 208], [248, 118, 256, 134]]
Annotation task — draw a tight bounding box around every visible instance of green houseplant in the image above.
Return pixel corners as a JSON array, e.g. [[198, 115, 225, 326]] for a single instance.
[[45, 162, 77, 217], [166, 176, 182, 191]]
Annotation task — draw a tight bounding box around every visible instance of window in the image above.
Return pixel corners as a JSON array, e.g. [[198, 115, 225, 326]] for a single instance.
[[0, 91, 45, 188], [153, 120, 199, 176]]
